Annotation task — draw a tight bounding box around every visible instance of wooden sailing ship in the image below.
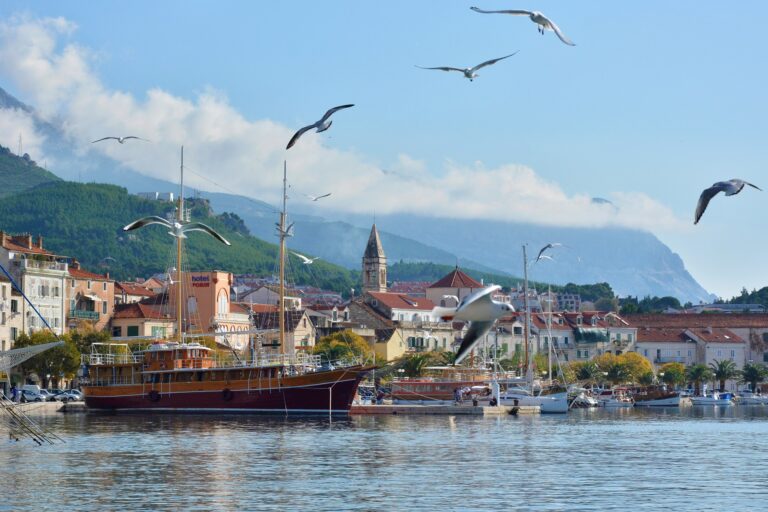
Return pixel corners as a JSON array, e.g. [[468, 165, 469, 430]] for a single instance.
[[81, 154, 372, 413]]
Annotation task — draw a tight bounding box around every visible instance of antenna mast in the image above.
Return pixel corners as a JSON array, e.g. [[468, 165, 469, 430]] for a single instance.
[[278, 161, 287, 355]]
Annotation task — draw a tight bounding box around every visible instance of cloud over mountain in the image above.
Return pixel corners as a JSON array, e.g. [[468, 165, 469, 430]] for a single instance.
[[0, 15, 687, 233]]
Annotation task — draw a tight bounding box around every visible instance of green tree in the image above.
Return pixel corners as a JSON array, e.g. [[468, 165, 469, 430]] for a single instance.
[[617, 352, 654, 382], [14, 332, 80, 388], [686, 363, 713, 396], [397, 353, 434, 378], [313, 330, 372, 364], [659, 362, 687, 387], [571, 361, 602, 385], [739, 362, 767, 393], [709, 359, 740, 391], [638, 371, 655, 386]]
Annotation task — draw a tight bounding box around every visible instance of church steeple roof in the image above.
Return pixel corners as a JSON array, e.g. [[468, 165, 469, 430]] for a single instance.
[[364, 224, 386, 259]]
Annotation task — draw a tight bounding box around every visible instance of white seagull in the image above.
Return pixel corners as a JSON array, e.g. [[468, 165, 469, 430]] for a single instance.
[[416, 52, 518, 81], [431, 285, 514, 364], [91, 136, 148, 144], [694, 179, 762, 225], [291, 252, 321, 265], [470, 7, 575, 46], [123, 216, 231, 246], [305, 193, 332, 202], [286, 104, 354, 149], [535, 243, 562, 263]]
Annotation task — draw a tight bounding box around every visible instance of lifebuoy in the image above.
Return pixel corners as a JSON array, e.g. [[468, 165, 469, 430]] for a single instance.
[[222, 388, 234, 402], [148, 390, 160, 402]]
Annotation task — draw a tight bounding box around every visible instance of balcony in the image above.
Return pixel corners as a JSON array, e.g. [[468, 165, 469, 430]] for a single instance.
[[17, 259, 68, 272], [70, 310, 99, 321], [655, 356, 686, 364]]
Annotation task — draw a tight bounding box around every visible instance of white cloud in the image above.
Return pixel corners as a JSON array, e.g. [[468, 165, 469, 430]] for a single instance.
[[0, 107, 48, 162], [0, 16, 689, 233]]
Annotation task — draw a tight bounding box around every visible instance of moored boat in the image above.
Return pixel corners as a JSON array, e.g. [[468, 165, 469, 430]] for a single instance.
[[82, 342, 372, 413], [632, 385, 681, 407], [596, 388, 634, 408], [690, 391, 734, 406]]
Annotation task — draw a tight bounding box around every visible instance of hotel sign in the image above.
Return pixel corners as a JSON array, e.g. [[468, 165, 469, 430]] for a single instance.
[[192, 275, 210, 288]]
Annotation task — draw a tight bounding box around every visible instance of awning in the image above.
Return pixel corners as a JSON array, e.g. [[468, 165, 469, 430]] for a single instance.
[[574, 327, 608, 343], [81, 294, 100, 302]]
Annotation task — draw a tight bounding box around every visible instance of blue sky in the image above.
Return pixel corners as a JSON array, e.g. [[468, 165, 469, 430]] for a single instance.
[[0, 1, 766, 299]]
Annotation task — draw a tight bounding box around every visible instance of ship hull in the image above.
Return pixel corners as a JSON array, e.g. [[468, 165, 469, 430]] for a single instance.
[[83, 366, 371, 414]]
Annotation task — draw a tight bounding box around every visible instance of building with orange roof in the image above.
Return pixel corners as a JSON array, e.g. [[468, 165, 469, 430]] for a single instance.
[[425, 267, 484, 308], [111, 302, 175, 339], [66, 260, 114, 332]]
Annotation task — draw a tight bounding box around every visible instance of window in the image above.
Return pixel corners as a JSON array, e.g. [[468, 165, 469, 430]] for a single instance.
[[151, 327, 166, 338], [577, 350, 581, 358], [102, 301, 107, 314], [87, 280, 92, 289], [70, 299, 76, 311], [628, 334, 633, 343], [717, 349, 722, 357], [730, 350, 735, 359], [11, 327, 17, 340], [1, 312, 4, 325], [71, 279, 75, 288], [103, 282, 107, 291], [643, 349, 648, 357], [576, 317, 582, 325], [564, 336, 569, 345], [583, 349, 589, 358], [127, 326, 139, 337], [615, 333, 622, 342], [112, 326, 122, 337], [564, 353, 569, 361]]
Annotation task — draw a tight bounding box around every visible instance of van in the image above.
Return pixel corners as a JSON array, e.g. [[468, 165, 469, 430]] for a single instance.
[[21, 384, 41, 395]]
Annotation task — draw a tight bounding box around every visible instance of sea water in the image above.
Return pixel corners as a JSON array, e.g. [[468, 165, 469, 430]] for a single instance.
[[2, 406, 767, 511]]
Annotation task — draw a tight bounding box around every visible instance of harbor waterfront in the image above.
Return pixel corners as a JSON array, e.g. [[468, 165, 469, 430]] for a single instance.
[[3, 406, 768, 511]]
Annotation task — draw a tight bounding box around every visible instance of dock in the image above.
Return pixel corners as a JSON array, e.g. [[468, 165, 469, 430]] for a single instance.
[[350, 404, 539, 415]]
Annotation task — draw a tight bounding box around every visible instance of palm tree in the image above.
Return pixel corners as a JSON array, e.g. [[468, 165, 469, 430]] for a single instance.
[[574, 361, 602, 386], [686, 363, 713, 396], [740, 362, 768, 393], [400, 353, 433, 378], [606, 362, 631, 386], [709, 359, 740, 391]]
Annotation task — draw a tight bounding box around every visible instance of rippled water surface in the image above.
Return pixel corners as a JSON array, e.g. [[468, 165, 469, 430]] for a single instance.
[[3, 407, 768, 511]]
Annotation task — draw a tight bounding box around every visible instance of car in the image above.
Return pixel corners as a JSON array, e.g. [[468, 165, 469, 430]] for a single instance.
[[57, 390, 83, 402], [38, 389, 56, 401], [20, 390, 44, 402]]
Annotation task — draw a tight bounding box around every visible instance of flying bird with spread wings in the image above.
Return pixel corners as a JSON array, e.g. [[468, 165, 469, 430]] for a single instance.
[[416, 52, 518, 81], [535, 243, 562, 263], [470, 7, 575, 46], [432, 285, 514, 364], [123, 216, 231, 246], [91, 136, 148, 144], [305, 193, 332, 201], [291, 252, 321, 265], [694, 179, 762, 224], [286, 104, 354, 149]]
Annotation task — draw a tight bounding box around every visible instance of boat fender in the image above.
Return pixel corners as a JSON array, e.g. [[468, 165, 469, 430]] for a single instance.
[[148, 390, 160, 402], [222, 388, 234, 401]]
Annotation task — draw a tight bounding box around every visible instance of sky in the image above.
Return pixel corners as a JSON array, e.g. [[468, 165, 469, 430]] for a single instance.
[[0, 1, 765, 299]]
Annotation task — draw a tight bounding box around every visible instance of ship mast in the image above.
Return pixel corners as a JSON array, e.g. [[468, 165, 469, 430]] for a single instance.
[[177, 146, 184, 343], [278, 161, 288, 355], [522, 244, 533, 391]]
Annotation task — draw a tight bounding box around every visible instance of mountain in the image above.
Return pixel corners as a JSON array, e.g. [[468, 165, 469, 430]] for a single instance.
[[0, 178, 357, 294], [0, 86, 713, 302], [0, 144, 62, 198]]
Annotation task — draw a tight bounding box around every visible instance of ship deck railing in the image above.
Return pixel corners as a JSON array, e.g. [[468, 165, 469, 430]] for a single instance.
[[81, 353, 142, 365]]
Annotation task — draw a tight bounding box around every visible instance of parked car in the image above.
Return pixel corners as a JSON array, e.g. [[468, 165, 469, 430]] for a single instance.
[[38, 389, 56, 402], [57, 390, 83, 402], [20, 390, 44, 402]]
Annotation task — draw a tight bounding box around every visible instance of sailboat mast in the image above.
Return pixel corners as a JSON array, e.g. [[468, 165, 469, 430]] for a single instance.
[[177, 146, 184, 342], [278, 161, 287, 355], [522, 245, 532, 389]]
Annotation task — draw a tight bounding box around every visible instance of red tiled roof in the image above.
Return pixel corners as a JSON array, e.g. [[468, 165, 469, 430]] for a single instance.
[[686, 327, 744, 344], [69, 266, 109, 280], [428, 268, 483, 289], [234, 303, 279, 314], [113, 302, 172, 320], [367, 292, 435, 311], [623, 313, 768, 329], [636, 328, 689, 343], [116, 282, 156, 297], [0, 233, 54, 256]]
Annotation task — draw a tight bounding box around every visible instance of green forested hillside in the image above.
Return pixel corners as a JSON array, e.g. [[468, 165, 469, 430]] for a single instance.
[[0, 144, 61, 197], [0, 181, 357, 293]]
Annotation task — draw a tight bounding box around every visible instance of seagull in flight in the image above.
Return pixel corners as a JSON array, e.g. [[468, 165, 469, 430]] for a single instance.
[[416, 52, 518, 81], [470, 7, 575, 46], [123, 216, 231, 245], [91, 136, 148, 144], [432, 285, 514, 364], [291, 252, 321, 265], [286, 104, 354, 149], [694, 179, 762, 225], [305, 193, 332, 202], [535, 243, 562, 263]]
